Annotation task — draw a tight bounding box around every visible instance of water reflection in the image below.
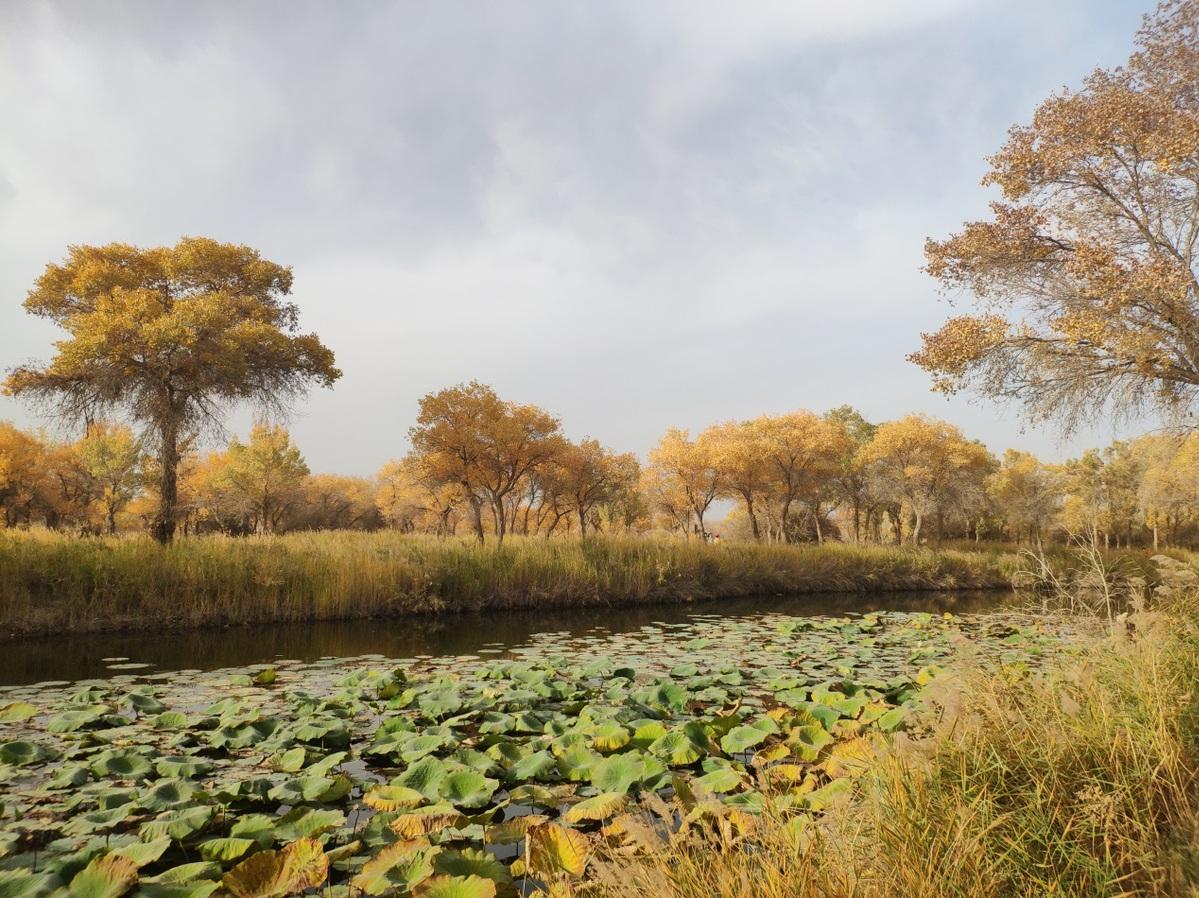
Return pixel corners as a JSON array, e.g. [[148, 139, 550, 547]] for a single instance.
[[4, 590, 1015, 686]]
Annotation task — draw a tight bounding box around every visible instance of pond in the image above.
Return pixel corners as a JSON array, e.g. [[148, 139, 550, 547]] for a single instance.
[[2, 589, 1017, 686], [0, 590, 1072, 897]]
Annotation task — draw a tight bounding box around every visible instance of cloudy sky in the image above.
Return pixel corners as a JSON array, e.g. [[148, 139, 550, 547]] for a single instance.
[[0, 1, 1156, 475]]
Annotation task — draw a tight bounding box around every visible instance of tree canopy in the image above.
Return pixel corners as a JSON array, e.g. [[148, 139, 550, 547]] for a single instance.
[[913, 1, 1199, 430], [3, 238, 340, 542]]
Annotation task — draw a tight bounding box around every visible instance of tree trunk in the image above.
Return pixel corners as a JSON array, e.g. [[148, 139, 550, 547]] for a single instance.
[[151, 416, 179, 545], [468, 492, 485, 544], [811, 503, 823, 545], [911, 509, 923, 546], [743, 491, 760, 541]]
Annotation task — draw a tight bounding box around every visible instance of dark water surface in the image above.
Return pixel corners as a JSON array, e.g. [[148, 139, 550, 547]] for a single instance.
[[3, 589, 1018, 687]]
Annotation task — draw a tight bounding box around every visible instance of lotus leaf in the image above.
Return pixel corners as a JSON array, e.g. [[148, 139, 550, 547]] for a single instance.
[[526, 822, 589, 879], [414, 874, 497, 898], [67, 854, 138, 898]]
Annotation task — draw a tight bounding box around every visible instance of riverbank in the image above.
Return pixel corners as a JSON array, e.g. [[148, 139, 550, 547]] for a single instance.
[[0, 530, 1156, 638]]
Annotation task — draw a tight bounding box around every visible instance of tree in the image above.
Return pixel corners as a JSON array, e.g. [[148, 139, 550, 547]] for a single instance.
[[409, 382, 565, 544], [705, 420, 771, 541], [987, 449, 1060, 547], [77, 422, 142, 534], [646, 428, 722, 541], [555, 439, 640, 537], [824, 406, 877, 544], [1137, 433, 1199, 547], [220, 424, 310, 534], [913, 2, 1199, 430], [858, 415, 994, 545], [3, 238, 340, 543], [294, 475, 381, 531], [755, 412, 846, 543]]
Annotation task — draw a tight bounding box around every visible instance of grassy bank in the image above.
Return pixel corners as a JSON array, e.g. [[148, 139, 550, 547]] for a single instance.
[[0, 531, 1035, 638], [581, 583, 1199, 897]]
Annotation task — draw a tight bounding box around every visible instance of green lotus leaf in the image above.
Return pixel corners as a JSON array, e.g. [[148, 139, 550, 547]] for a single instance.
[[720, 726, 769, 755], [47, 709, 106, 733], [0, 741, 53, 767], [395, 757, 448, 801], [691, 767, 743, 794], [0, 870, 60, 898], [350, 840, 436, 895], [272, 807, 345, 843], [269, 747, 306, 773], [589, 754, 645, 794], [414, 874, 496, 898], [556, 745, 601, 782], [722, 790, 767, 812], [140, 779, 201, 812], [876, 707, 907, 732], [68, 854, 139, 898], [199, 838, 257, 862], [789, 724, 833, 761], [507, 750, 556, 782], [439, 770, 499, 809], [648, 728, 706, 766], [227, 815, 275, 849], [134, 882, 221, 898], [90, 751, 153, 782], [139, 806, 214, 842], [432, 847, 511, 883], [112, 836, 171, 867], [121, 693, 166, 715]]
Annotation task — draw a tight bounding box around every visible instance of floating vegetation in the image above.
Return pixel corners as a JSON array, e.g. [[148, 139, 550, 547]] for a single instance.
[[0, 610, 1071, 896]]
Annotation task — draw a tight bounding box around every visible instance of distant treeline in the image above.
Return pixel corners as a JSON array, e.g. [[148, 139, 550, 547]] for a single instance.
[[1, 381, 1197, 547]]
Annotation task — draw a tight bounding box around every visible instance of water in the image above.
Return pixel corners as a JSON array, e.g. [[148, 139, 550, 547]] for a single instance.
[[0, 589, 1017, 686]]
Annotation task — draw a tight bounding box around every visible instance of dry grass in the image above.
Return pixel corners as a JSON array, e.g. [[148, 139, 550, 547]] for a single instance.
[[0, 530, 1022, 637]]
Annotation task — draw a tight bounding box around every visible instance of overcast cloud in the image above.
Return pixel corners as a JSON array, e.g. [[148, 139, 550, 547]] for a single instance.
[[0, 1, 1155, 474]]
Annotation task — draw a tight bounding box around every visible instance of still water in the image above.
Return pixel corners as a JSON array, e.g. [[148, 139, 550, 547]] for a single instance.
[[0, 590, 1018, 686]]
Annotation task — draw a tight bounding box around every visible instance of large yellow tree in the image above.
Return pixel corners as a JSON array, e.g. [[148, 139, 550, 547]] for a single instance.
[[409, 382, 564, 543], [913, 2, 1199, 430], [858, 415, 994, 545], [3, 238, 340, 543]]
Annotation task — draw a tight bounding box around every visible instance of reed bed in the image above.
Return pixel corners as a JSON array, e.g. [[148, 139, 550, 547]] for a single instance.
[[0, 531, 1024, 638]]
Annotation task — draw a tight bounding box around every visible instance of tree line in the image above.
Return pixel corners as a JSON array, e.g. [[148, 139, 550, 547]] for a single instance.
[[5, 380, 1199, 548]]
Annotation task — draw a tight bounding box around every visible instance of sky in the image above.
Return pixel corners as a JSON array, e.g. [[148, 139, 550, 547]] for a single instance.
[[0, 0, 1159, 476]]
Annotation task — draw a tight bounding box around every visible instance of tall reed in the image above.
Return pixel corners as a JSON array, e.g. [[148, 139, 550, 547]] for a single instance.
[[0, 531, 1022, 637]]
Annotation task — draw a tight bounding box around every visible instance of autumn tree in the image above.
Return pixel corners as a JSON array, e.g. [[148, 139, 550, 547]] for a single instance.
[[914, 3, 1199, 430], [1136, 433, 1199, 546], [218, 424, 310, 534], [705, 420, 771, 541], [0, 423, 50, 527], [2, 238, 339, 543], [858, 415, 994, 545], [77, 422, 142, 534], [409, 382, 565, 544], [646, 428, 724, 541], [376, 455, 465, 536], [825, 406, 877, 544], [987, 449, 1060, 547], [555, 438, 640, 537], [294, 474, 380, 531], [755, 412, 848, 543]]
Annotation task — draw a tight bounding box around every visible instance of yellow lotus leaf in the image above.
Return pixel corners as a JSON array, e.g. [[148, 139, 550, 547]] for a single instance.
[[526, 822, 590, 879], [221, 838, 329, 898]]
